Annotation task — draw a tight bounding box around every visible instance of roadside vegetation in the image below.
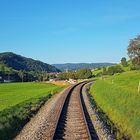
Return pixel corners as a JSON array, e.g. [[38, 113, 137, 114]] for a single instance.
[[90, 71, 140, 139], [90, 35, 140, 139], [0, 82, 64, 140]]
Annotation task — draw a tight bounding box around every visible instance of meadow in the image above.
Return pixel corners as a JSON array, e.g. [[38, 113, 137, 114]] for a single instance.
[[0, 82, 64, 139], [0, 82, 64, 111], [90, 71, 140, 139]]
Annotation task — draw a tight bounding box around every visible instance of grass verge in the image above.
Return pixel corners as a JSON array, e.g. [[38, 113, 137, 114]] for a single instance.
[[90, 71, 140, 140]]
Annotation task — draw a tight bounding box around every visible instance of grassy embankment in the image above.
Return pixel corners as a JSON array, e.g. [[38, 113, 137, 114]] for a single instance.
[[0, 82, 65, 139], [92, 63, 131, 77], [90, 71, 140, 139]]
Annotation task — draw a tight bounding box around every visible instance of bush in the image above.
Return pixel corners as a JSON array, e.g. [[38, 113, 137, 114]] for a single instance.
[[107, 65, 124, 75], [130, 64, 140, 70]]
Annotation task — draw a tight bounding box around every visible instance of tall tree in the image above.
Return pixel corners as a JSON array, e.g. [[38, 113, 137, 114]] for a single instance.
[[128, 35, 140, 65], [0, 65, 5, 73], [121, 57, 128, 67], [18, 70, 25, 82], [6, 68, 14, 81]]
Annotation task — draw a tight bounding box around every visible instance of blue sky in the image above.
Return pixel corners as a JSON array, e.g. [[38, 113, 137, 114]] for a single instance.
[[0, 0, 140, 64]]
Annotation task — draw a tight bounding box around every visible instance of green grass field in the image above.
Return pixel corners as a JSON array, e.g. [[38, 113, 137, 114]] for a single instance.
[[0, 82, 64, 111], [0, 82, 64, 139], [90, 71, 140, 139]]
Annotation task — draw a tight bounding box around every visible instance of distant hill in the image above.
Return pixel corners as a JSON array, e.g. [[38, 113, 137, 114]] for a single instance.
[[0, 52, 60, 72], [53, 63, 115, 71]]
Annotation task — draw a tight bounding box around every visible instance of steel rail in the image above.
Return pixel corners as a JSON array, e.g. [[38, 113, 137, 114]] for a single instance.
[[51, 82, 82, 140], [51, 81, 92, 140]]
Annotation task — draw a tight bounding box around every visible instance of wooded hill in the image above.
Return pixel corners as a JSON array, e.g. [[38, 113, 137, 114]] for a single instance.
[[53, 63, 115, 71], [0, 52, 60, 72], [0, 52, 60, 82]]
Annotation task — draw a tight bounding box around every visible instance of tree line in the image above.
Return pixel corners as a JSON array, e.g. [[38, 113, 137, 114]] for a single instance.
[[58, 68, 93, 80], [0, 65, 38, 82]]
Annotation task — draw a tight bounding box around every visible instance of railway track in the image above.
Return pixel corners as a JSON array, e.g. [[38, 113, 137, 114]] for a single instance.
[[51, 82, 98, 140], [15, 82, 98, 140]]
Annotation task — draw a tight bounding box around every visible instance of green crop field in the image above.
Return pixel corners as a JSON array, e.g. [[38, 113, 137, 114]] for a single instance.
[[90, 71, 140, 140], [0, 82, 64, 111], [0, 82, 65, 139]]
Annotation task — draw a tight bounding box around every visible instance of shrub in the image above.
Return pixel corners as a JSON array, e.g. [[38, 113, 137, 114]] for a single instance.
[[107, 65, 124, 75]]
